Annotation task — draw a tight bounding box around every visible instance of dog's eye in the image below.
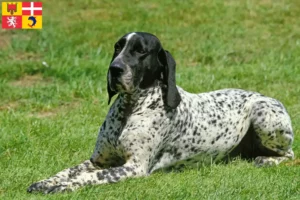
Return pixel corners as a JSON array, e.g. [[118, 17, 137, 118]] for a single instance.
[[114, 45, 122, 54], [115, 47, 121, 53], [136, 49, 146, 54]]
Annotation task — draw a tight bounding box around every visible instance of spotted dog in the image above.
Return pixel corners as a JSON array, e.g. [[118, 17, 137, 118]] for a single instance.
[[28, 32, 294, 193]]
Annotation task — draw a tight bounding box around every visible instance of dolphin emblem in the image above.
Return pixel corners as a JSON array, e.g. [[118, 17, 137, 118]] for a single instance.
[[28, 16, 37, 28]]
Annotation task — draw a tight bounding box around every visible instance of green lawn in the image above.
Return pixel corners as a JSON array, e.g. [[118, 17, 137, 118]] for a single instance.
[[1, 0, 300, 199]]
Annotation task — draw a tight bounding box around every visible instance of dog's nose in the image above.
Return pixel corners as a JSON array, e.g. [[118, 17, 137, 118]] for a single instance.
[[109, 63, 124, 77]]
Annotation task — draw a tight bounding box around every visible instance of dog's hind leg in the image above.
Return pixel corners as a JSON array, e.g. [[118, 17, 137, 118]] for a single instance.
[[249, 98, 294, 167]]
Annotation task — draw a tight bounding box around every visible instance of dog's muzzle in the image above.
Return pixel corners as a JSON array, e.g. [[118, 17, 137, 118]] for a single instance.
[[109, 61, 125, 91], [110, 64, 124, 78]]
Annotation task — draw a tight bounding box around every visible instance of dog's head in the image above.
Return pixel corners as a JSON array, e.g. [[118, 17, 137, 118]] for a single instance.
[[107, 32, 181, 108]]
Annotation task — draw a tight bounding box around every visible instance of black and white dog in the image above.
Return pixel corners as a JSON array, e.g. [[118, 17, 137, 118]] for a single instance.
[[28, 32, 294, 193]]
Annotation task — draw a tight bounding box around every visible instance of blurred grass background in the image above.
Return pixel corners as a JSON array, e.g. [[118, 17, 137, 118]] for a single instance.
[[0, 0, 299, 199]]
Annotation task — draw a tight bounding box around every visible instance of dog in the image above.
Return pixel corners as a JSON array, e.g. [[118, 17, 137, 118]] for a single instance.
[[27, 32, 294, 193]]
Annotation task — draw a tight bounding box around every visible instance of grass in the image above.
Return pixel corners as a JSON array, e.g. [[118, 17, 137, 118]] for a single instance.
[[1, 0, 300, 199]]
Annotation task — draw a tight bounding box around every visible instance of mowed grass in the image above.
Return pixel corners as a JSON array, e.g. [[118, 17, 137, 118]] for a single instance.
[[1, 0, 300, 199]]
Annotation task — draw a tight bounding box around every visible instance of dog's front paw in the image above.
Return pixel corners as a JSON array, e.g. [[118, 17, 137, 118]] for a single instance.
[[27, 180, 72, 194], [44, 184, 73, 194], [27, 180, 51, 193]]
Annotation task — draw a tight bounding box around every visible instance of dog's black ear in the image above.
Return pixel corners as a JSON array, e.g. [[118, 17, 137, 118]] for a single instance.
[[107, 71, 116, 105], [158, 49, 181, 109]]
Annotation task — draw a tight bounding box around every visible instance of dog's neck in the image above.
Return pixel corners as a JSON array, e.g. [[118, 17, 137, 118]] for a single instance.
[[110, 81, 166, 114], [120, 81, 164, 104], [106, 81, 172, 134]]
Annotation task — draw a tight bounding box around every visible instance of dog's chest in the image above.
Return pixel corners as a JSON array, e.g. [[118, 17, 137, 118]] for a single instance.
[[94, 93, 167, 164]]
